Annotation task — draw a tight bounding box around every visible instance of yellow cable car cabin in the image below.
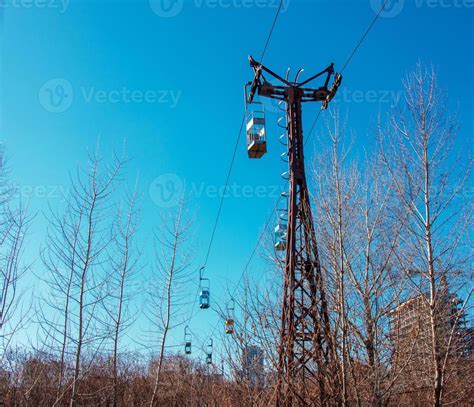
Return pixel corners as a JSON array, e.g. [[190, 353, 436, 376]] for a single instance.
[[246, 110, 267, 159], [225, 318, 235, 334]]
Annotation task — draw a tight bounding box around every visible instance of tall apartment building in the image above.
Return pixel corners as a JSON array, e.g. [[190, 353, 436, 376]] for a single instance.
[[387, 289, 472, 401]]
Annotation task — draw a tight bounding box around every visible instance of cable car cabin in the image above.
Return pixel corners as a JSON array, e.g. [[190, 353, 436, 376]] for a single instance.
[[185, 341, 191, 355], [246, 110, 267, 159], [200, 289, 210, 309], [206, 353, 212, 365], [225, 319, 235, 334], [274, 222, 287, 251], [275, 240, 285, 251], [184, 326, 192, 354]]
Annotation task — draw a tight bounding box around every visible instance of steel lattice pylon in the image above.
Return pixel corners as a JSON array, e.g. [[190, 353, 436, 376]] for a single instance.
[[245, 56, 342, 406]]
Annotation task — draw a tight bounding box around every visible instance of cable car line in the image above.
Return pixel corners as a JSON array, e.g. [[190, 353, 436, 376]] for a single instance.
[[182, 114, 244, 330], [340, 0, 390, 74], [304, 109, 322, 148], [192, 0, 390, 367], [202, 0, 284, 269], [201, 4, 284, 268], [304, 0, 389, 148], [229, 194, 282, 297], [260, 0, 284, 61], [181, 1, 286, 359], [203, 115, 245, 269], [200, 195, 283, 346]]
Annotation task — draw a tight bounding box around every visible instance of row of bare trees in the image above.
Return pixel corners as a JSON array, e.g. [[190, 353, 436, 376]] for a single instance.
[[1, 65, 472, 406], [0, 143, 197, 405]]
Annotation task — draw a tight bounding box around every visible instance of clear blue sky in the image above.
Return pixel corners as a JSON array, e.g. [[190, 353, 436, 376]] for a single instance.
[[1, 0, 473, 358]]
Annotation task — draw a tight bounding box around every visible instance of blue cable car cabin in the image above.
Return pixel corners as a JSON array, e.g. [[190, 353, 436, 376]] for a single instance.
[[274, 222, 287, 251], [206, 339, 213, 365], [199, 288, 210, 309], [246, 110, 267, 159], [199, 269, 210, 309]]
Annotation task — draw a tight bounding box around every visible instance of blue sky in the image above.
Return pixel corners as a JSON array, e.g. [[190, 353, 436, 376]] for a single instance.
[[1, 0, 473, 359]]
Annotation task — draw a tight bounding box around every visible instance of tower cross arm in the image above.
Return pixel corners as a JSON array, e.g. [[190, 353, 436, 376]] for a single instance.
[[247, 55, 342, 108]]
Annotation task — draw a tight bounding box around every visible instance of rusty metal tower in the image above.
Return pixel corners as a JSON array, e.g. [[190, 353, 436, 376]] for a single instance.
[[245, 56, 342, 406]]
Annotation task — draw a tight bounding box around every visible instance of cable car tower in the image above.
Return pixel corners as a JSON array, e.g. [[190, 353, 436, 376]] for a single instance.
[[245, 55, 342, 406]]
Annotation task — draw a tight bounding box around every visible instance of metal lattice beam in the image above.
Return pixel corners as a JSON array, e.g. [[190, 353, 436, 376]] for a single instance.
[[246, 57, 342, 406]]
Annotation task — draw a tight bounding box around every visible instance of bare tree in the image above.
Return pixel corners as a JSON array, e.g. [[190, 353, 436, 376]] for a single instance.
[[147, 198, 194, 406], [105, 187, 141, 407], [38, 148, 124, 406], [379, 64, 473, 407], [0, 147, 30, 362], [313, 112, 355, 405]]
